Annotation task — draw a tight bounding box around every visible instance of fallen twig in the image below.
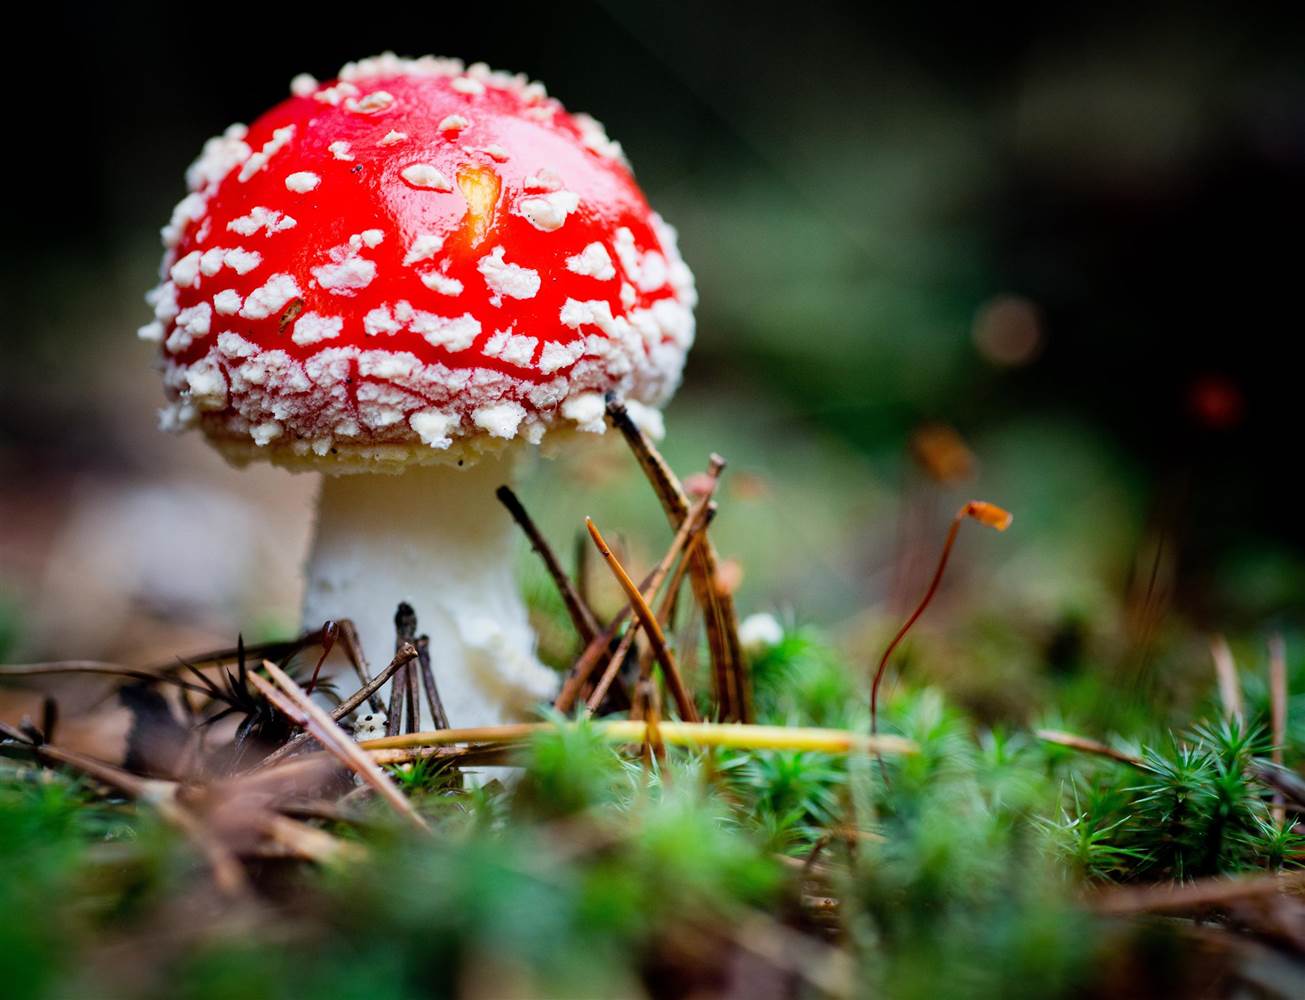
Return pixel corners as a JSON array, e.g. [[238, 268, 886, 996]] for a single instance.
[[0, 661, 228, 700], [606, 398, 748, 721], [584, 500, 715, 713], [252, 643, 418, 772], [146, 630, 324, 677], [1091, 868, 1305, 916], [586, 516, 700, 723], [1035, 729, 1145, 768], [387, 604, 418, 738], [417, 636, 450, 731], [554, 562, 670, 714], [1251, 763, 1305, 812], [250, 660, 427, 832], [260, 813, 367, 865], [1211, 634, 1243, 723], [556, 612, 630, 714], [498, 485, 601, 644], [338, 618, 383, 713]]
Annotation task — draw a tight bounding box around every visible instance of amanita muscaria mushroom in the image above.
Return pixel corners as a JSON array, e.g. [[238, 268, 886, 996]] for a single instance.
[[140, 54, 696, 727]]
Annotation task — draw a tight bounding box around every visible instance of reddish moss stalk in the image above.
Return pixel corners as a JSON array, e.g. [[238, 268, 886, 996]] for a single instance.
[[870, 500, 1012, 745]]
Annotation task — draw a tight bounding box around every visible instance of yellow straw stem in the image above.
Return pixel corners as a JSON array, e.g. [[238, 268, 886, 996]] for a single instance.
[[360, 721, 916, 756]]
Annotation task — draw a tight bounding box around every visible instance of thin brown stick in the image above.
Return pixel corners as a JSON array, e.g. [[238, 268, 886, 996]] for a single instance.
[[606, 398, 748, 721], [584, 626, 639, 716], [693, 478, 742, 722], [587, 517, 699, 722], [673, 577, 704, 695], [145, 630, 324, 676], [28, 741, 163, 799], [592, 501, 715, 710], [277, 798, 369, 826], [338, 619, 383, 713], [240, 753, 350, 792], [251, 661, 427, 832], [387, 603, 418, 738], [386, 672, 406, 739], [498, 485, 600, 644], [658, 514, 701, 636], [1035, 729, 1145, 768], [566, 519, 711, 715], [1211, 634, 1243, 723], [397, 606, 420, 735], [260, 813, 367, 865], [1270, 634, 1288, 825], [1091, 868, 1305, 916], [587, 516, 683, 710], [585, 514, 713, 715], [292, 645, 417, 742], [801, 832, 836, 885], [651, 500, 716, 694], [405, 655, 421, 734], [0, 661, 227, 700], [554, 563, 672, 714], [795, 826, 885, 886], [1, 659, 149, 676], [253, 643, 418, 771], [671, 450, 726, 598], [417, 636, 450, 731], [2, 628, 338, 709], [555, 612, 630, 714], [1252, 762, 1305, 811]]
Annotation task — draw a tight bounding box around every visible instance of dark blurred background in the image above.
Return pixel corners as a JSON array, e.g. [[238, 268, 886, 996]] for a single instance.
[[2, 1, 1302, 684]]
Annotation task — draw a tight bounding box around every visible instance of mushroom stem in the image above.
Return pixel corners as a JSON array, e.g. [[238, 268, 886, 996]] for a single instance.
[[301, 456, 557, 730]]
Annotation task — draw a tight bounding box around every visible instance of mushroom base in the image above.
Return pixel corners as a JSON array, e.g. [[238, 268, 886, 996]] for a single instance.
[[301, 456, 558, 734]]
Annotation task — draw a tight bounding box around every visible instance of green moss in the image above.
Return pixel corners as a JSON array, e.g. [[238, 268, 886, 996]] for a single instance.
[[2, 623, 1300, 997]]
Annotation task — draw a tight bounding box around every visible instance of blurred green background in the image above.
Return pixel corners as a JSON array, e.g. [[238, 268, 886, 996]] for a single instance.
[[1, 2, 1301, 704]]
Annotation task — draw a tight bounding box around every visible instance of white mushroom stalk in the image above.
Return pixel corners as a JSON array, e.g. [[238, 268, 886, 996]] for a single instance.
[[301, 457, 556, 727]]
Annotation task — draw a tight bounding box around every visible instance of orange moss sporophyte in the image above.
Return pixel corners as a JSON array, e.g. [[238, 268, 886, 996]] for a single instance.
[[870, 500, 1014, 753]]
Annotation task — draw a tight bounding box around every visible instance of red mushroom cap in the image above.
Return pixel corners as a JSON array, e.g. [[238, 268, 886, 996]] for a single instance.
[[141, 54, 696, 470]]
